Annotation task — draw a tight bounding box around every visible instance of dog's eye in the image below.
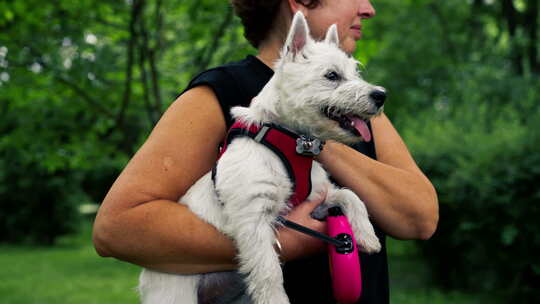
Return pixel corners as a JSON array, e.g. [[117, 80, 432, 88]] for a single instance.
[[324, 71, 341, 81]]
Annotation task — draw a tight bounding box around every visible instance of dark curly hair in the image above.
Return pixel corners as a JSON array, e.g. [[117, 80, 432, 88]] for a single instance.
[[230, 0, 321, 48]]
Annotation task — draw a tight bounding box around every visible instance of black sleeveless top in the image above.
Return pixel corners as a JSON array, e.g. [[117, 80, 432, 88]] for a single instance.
[[184, 55, 389, 304]]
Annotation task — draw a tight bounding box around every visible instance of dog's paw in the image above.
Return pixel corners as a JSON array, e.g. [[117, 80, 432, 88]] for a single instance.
[[356, 233, 381, 254]]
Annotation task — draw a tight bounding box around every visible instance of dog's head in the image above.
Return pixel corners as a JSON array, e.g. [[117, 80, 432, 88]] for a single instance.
[[271, 12, 386, 144]]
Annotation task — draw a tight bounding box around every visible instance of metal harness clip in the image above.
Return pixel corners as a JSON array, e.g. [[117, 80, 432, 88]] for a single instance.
[[295, 135, 324, 156]]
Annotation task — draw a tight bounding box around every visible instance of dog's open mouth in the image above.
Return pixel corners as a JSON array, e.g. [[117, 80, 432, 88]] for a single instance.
[[322, 106, 372, 142]]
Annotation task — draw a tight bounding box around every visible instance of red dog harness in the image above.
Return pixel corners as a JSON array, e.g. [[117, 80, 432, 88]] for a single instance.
[[214, 121, 323, 206]]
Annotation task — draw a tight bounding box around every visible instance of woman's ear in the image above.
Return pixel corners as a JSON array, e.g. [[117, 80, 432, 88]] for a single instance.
[[287, 0, 309, 17]]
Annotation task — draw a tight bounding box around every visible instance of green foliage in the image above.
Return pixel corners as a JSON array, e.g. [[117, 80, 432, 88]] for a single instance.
[[0, 84, 126, 244], [0, 0, 251, 245], [358, 1, 540, 301], [0, 0, 539, 301], [403, 105, 540, 301], [361, 0, 540, 124], [0, 156, 81, 245]]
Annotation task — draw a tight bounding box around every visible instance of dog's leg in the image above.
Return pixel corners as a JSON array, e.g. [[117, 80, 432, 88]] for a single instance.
[[221, 191, 290, 304], [327, 188, 381, 253]]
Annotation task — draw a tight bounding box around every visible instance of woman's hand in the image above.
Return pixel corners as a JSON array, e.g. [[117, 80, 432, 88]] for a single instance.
[[277, 192, 328, 262]]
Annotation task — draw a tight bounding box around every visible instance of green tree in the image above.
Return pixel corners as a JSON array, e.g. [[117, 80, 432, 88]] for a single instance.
[[358, 1, 539, 300], [1, 1, 539, 300], [0, 0, 251, 244]]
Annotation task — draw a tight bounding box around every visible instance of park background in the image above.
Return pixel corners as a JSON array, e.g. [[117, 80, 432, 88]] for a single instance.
[[1, 0, 539, 303]]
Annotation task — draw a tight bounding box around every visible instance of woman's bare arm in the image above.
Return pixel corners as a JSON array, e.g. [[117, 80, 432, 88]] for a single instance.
[[92, 86, 326, 274], [316, 113, 439, 240]]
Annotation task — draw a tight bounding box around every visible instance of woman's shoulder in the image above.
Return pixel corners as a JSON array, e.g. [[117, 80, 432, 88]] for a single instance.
[[182, 55, 273, 128], [186, 55, 268, 93]]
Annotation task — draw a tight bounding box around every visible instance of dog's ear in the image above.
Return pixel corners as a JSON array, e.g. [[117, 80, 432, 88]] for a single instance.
[[284, 11, 310, 58], [324, 24, 340, 46]]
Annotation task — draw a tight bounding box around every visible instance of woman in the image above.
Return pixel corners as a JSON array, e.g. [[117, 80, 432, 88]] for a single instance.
[[93, 0, 438, 303]]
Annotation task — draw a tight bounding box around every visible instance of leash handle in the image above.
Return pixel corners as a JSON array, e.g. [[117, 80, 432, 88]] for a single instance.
[[327, 206, 362, 304]]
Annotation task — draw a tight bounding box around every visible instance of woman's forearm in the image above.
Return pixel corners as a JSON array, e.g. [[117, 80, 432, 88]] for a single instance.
[[93, 200, 238, 274], [318, 141, 438, 240], [316, 113, 439, 240], [93, 197, 328, 274]]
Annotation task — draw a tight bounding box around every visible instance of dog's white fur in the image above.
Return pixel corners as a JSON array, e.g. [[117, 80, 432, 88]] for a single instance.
[[139, 12, 384, 304]]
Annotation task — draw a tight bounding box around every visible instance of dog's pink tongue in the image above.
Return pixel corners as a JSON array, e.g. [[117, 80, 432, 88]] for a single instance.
[[349, 116, 371, 142]]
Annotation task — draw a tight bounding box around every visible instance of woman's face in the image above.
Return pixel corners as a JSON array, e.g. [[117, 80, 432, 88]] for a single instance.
[[301, 0, 376, 54]]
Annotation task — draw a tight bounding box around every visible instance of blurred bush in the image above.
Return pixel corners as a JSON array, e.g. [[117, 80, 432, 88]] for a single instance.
[[0, 95, 126, 245], [360, 1, 540, 300], [403, 93, 540, 301], [0, 150, 82, 245]]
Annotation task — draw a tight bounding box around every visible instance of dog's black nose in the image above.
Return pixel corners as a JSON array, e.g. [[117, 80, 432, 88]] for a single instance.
[[369, 90, 386, 108]]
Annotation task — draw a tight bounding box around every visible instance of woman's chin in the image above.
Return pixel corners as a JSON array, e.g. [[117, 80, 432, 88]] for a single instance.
[[341, 39, 357, 55]]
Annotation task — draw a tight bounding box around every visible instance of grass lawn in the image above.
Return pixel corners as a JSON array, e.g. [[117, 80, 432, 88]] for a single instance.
[[0, 221, 140, 304], [0, 220, 498, 303]]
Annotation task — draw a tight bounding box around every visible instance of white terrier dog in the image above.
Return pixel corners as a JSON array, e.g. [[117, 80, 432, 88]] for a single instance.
[[139, 12, 384, 304]]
